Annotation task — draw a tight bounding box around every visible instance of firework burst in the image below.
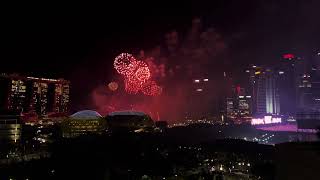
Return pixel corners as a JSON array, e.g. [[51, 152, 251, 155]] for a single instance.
[[114, 53, 162, 96]]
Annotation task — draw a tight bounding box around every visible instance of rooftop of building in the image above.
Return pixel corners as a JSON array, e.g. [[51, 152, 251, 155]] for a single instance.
[[70, 110, 102, 119], [108, 111, 147, 117]]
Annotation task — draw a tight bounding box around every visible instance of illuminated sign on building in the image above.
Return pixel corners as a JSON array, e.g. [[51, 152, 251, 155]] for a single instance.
[[251, 116, 282, 125]]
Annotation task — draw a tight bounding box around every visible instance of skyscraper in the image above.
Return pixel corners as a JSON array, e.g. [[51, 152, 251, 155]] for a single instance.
[[277, 53, 305, 115], [30, 81, 49, 115], [53, 82, 70, 113], [8, 79, 27, 112], [265, 71, 280, 114], [246, 66, 280, 116], [0, 74, 70, 118], [225, 85, 252, 122]]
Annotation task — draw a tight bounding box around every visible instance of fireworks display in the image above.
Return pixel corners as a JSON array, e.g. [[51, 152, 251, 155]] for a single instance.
[[113, 53, 162, 96], [92, 19, 228, 122], [114, 53, 137, 76], [124, 77, 143, 94], [142, 80, 162, 96], [108, 81, 118, 91]]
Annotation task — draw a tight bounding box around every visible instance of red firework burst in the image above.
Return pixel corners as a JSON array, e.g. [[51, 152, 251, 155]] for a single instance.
[[142, 81, 162, 96], [114, 53, 137, 76], [124, 77, 143, 94], [114, 53, 162, 96], [134, 62, 150, 82]]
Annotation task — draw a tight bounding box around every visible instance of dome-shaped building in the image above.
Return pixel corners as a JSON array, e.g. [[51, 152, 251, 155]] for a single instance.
[[62, 110, 106, 138], [70, 110, 102, 119], [106, 111, 154, 132]]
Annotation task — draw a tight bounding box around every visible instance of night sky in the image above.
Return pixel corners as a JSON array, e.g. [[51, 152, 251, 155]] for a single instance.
[[2, 0, 320, 110]]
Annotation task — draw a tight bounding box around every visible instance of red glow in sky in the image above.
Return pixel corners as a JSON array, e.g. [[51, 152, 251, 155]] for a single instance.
[[283, 53, 295, 60], [236, 85, 241, 95]]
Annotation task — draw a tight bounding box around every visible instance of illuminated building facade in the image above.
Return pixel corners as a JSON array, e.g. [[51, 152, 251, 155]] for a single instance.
[[53, 83, 70, 113], [265, 71, 280, 114], [106, 111, 154, 132], [62, 118, 106, 138], [246, 66, 280, 116], [0, 74, 70, 118], [8, 79, 27, 112], [30, 82, 49, 115], [226, 86, 252, 122], [0, 111, 21, 143], [62, 110, 106, 138]]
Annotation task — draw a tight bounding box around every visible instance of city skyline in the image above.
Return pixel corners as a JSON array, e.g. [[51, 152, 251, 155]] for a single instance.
[[0, 1, 319, 179], [2, 1, 320, 112]]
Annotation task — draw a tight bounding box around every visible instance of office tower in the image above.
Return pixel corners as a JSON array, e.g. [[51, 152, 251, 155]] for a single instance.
[[277, 53, 305, 115], [246, 67, 280, 116], [265, 71, 280, 114], [226, 85, 252, 122]]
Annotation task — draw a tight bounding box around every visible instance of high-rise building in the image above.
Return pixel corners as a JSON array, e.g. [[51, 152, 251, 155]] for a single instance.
[[0, 74, 70, 118], [277, 51, 320, 114], [296, 74, 313, 110], [8, 79, 27, 112], [61, 83, 70, 112], [310, 51, 320, 110], [246, 66, 280, 116], [225, 85, 252, 122], [265, 71, 280, 114], [186, 77, 215, 119], [29, 81, 49, 115], [276, 53, 305, 115]]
